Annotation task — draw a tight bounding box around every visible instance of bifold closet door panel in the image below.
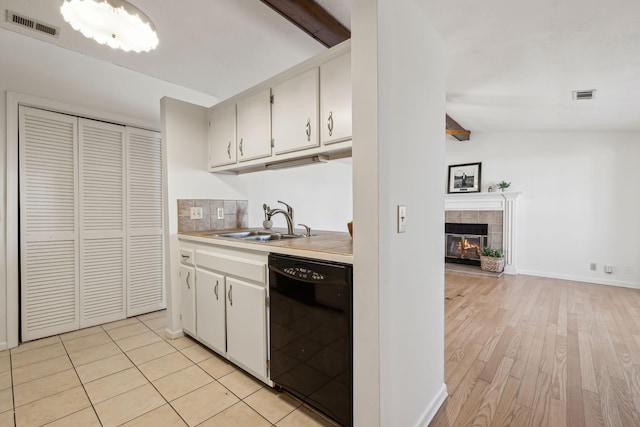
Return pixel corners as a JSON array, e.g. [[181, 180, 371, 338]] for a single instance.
[[79, 118, 127, 327], [126, 127, 165, 316], [19, 106, 80, 341]]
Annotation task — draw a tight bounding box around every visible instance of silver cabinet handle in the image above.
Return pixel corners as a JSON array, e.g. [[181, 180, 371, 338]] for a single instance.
[[227, 142, 231, 159], [327, 111, 333, 136], [214, 280, 219, 300], [239, 138, 244, 156], [186, 272, 191, 289], [228, 285, 233, 306], [305, 119, 311, 142]]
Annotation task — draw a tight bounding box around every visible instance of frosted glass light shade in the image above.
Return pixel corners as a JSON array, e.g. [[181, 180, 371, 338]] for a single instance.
[[60, 0, 158, 53]]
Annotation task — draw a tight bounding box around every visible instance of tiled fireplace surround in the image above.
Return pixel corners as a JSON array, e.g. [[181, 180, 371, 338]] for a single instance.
[[445, 192, 521, 274], [445, 210, 503, 251]]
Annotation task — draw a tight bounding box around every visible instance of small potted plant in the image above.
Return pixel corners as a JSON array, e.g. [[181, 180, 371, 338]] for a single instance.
[[262, 204, 272, 229], [480, 247, 505, 272], [497, 181, 511, 192]]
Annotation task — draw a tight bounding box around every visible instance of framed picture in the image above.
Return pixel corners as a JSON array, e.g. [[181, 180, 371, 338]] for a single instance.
[[448, 162, 482, 193]]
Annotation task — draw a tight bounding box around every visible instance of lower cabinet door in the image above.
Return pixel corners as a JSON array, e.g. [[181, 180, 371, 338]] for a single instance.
[[196, 268, 226, 353], [226, 277, 267, 379], [180, 265, 196, 336]]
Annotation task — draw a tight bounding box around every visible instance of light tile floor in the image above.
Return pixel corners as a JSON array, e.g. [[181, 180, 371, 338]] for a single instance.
[[0, 311, 338, 427]]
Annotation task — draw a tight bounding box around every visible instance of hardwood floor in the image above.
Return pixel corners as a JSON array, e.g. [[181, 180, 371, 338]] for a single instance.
[[431, 272, 640, 426]]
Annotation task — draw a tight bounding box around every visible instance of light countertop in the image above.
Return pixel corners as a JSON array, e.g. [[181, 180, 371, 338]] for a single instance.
[[178, 228, 353, 264]]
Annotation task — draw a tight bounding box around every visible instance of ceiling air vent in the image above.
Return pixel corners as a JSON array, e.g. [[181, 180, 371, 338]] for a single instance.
[[5, 10, 60, 38], [572, 89, 595, 101]]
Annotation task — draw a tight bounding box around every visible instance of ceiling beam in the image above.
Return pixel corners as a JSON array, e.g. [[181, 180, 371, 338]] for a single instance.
[[262, 1, 470, 140], [260, 0, 350, 48], [446, 114, 471, 141]]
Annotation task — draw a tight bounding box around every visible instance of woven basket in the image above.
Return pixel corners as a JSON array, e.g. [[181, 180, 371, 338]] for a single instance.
[[480, 256, 505, 273]]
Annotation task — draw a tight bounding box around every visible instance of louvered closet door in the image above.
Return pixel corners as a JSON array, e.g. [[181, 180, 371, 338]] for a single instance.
[[79, 119, 126, 327], [126, 127, 165, 316], [19, 107, 79, 341]]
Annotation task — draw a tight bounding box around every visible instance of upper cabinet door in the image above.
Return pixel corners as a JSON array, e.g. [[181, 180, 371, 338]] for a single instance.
[[208, 103, 236, 168], [321, 53, 352, 145], [272, 68, 319, 155], [236, 89, 272, 162]]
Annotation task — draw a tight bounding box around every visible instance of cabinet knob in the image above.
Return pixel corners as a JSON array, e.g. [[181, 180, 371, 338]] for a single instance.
[[327, 111, 334, 137], [305, 119, 311, 142]]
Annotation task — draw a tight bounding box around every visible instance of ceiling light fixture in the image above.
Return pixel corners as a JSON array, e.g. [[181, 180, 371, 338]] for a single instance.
[[60, 0, 158, 53]]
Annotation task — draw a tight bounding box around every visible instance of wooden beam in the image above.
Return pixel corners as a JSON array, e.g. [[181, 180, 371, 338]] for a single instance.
[[260, 0, 350, 48], [261, 1, 471, 140], [446, 129, 471, 137], [446, 114, 471, 141]]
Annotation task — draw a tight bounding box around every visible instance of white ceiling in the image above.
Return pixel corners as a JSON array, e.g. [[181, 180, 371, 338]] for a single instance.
[[1, 0, 639, 132]]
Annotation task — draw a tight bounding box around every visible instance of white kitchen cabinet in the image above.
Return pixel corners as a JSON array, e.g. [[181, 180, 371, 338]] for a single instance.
[[226, 277, 267, 379], [178, 242, 270, 384], [272, 68, 319, 155], [195, 268, 226, 353], [180, 265, 196, 336], [236, 89, 271, 162], [321, 53, 352, 145], [208, 103, 236, 167]]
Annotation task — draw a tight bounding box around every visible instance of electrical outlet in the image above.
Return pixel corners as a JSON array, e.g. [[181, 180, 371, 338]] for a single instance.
[[190, 207, 203, 220], [217, 207, 224, 220], [589, 262, 597, 271], [624, 266, 633, 275], [604, 265, 613, 274]]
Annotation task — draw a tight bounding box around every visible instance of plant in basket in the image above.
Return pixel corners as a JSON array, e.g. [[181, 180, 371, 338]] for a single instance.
[[480, 247, 505, 272]]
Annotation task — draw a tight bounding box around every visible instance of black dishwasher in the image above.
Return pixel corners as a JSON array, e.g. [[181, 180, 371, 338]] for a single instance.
[[269, 254, 352, 427]]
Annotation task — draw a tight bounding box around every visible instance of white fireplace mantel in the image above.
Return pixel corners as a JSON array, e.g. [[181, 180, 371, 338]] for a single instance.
[[445, 191, 521, 275]]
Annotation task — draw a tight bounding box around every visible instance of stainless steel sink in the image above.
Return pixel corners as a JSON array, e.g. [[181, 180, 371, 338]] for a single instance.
[[204, 230, 304, 242]]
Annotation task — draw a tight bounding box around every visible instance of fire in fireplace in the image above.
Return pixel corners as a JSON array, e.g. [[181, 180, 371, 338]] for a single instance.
[[445, 223, 488, 266]]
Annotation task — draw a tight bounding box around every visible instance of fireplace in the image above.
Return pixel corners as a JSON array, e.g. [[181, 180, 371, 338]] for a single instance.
[[445, 223, 488, 266]]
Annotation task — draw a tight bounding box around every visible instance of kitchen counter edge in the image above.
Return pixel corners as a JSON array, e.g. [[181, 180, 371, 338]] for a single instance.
[[178, 229, 353, 265]]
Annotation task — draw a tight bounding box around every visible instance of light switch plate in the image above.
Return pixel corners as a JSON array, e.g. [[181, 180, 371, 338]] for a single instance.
[[397, 205, 407, 233], [217, 207, 224, 220], [190, 207, 203, 220]]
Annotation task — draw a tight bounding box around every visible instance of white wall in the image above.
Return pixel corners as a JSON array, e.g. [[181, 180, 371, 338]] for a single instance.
[[446, 131, 640, 288], [161, 97, 249, 335], [0, 30, 216, 348], [246, 158, 352, 232], [352, 0, 447, 425]]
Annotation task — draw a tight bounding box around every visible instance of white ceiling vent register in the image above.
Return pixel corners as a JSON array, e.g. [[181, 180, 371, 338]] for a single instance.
[[5, 10, 60, 38], [572, 89, 596, 101]]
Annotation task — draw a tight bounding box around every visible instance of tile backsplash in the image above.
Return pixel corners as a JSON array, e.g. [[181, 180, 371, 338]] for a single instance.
[[177, 199, 248, 233]]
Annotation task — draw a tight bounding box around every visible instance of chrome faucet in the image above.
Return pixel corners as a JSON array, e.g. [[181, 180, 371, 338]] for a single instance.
[[268, 200, 295, 235]]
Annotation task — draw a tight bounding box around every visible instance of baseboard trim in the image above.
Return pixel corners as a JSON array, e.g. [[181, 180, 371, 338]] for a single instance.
[[0, 342, 7, 351], [164, 328, 185, 339], [415, 383, 448, 427], [518, 270, 639, 289]]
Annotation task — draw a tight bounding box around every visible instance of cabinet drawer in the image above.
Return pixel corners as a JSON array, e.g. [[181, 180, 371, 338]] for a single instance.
[[195, 250, 266, 284], [179, 248, 194, 266]]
